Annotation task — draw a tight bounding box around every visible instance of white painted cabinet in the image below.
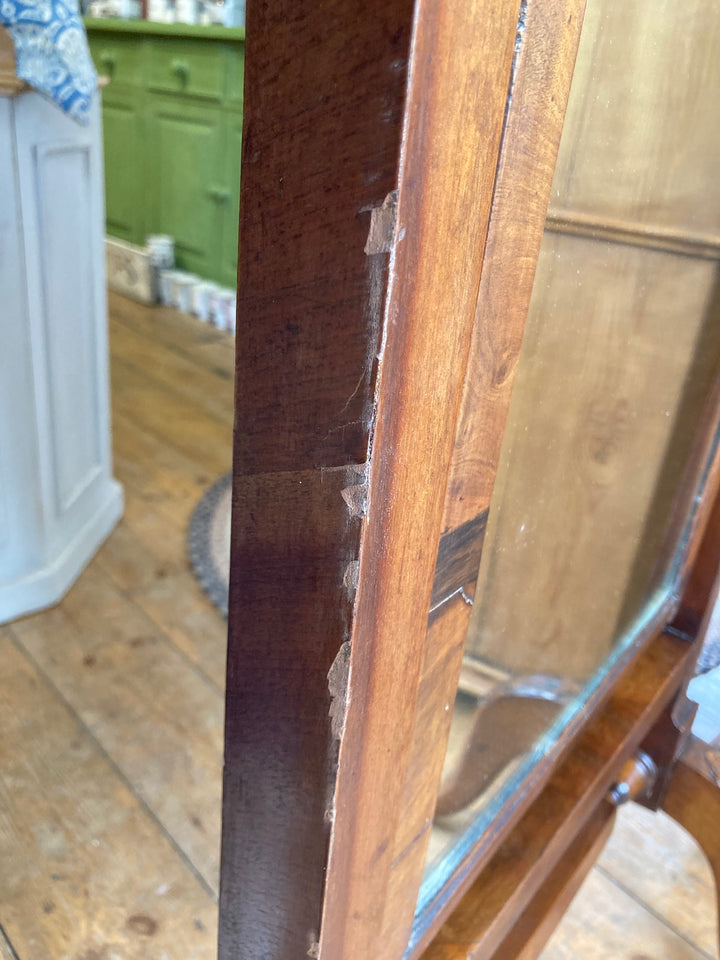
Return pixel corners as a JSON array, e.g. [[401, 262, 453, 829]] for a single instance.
[[0, 90, 123, 623]]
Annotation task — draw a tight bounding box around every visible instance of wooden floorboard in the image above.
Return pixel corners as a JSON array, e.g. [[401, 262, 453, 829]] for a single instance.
[[597, 804, 719, 957], [0, 928, 18, 960], [0, 635, 217, 960], [0, 294, 716, 958], [10, 566, 225, 896], [540, 866, 715, 960]]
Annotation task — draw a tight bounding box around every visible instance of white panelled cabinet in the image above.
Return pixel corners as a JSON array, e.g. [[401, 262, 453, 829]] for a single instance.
[[0, 90, 122, 623]]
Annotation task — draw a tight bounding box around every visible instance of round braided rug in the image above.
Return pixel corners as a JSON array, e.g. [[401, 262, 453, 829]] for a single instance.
[[187, 472, 232, 618]]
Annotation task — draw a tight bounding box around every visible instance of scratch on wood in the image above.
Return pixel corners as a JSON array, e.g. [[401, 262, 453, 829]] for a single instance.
[[341, 483, 367, 518], [340, 462, 369, 518], [328, 641, 352, 741], [364, 191, 399, 254], [343, 559, 360, 594]]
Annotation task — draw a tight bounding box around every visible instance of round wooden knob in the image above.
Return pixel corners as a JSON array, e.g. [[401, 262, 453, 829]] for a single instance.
[[609, 750, 657, 806]]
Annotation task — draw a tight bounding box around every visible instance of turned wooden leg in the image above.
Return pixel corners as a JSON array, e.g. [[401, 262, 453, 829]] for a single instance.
[[661, 734, 720, 939]]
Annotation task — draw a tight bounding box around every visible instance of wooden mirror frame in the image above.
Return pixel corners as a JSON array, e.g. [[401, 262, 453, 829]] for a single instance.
[[218, 1, 720, 958]]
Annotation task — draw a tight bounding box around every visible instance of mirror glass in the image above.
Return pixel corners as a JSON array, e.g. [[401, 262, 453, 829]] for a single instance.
[[418, 0, 720, 919]]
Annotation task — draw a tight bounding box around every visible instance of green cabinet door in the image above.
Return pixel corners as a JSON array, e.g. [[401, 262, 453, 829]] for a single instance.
[[99, 87, 145, 244], [220, 109, 243, 289], [145, 94, 225, 283]]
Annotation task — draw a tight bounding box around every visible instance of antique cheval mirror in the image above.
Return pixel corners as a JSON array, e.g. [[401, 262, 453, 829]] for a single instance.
[[218, 0, 720, 957]]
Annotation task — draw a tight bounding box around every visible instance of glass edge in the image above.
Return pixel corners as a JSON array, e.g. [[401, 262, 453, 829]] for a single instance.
[[408, 416, 720, 955]]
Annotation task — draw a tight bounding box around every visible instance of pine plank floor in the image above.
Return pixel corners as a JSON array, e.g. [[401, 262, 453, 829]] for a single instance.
[[0, 291, 716, 959]]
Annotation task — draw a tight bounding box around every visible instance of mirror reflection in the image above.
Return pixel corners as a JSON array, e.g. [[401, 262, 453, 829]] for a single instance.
[[424, 0, 720, 885]]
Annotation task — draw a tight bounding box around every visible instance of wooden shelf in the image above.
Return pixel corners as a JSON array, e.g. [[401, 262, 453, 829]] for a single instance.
[[84, 17, 245, 42]]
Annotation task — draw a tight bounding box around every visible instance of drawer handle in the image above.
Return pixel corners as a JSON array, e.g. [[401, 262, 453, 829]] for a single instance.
[[171, 58, 190, 80], [207, 186, 231, 203], [608, 751, 657, 806]]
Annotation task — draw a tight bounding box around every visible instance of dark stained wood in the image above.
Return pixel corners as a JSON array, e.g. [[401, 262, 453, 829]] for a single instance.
[[231, 2, 413, 476], [220, 0, 520, 956], [417, 630, 694, 960], [431, 511, 488, 609], [220, 0, 720, 957], [221, 466, 364, 957], [219, 1, 418, 954]]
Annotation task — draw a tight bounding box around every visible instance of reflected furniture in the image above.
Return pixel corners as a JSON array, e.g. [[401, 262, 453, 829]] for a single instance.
[[85, 17, 244, 288], [0, 32, 123, 624]]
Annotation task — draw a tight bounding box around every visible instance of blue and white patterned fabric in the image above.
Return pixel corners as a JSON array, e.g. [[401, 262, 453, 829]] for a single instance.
[[1, 0, 97, 123]]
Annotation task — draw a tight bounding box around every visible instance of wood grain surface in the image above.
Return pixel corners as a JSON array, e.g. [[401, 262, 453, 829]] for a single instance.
[[219, 1, 415, 956], [419, 630, 695, 958], [548, 0, 720, 240], [469, 242, 719, 680], [485, 804, 617, 960], [662, 733, 720, 923], [459, 0, 720, 735], [12, 566, 225, 894], [598, 802, 720, 958], [317, 1, 523, 955], [0, 297, 716, 960], [0, 636, 217, 960], [378, 0, 589, 950]]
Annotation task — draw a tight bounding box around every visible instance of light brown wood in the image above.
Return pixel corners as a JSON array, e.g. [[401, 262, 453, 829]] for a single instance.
[[109, 312, 234, 429], [111, 357, 231, 475], [548, 0, 720, 239], [314, 1, 522, 956], [131, 567, 228, 690], [375, 2, 589, 952], [464, 0, 720, 691], [419, 630, 693, 959], [108, 290, 235, 378], [486, 804, 617, 960], [0, 636, 217, 960], [470, 209, 719, 683], [545, 210, 720, 261], [662, 734, 720, 921], [0, 27, 27, 96], [540, 867, 713, 960], [11, 566, 225, 895], [598, 803, 720, 958]]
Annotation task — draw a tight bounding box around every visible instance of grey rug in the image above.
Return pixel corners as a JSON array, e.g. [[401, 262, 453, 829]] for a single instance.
[[187, 472, 231, 618]]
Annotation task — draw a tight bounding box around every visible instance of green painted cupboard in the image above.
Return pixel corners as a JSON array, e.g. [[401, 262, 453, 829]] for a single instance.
[[85, 18, 244, 289]]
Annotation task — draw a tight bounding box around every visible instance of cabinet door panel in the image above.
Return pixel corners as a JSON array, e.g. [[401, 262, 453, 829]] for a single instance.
[[100, 91, 144, 244], [220, 110, 242, 289], [146, 96, 224, 282], [225, 44, 245, 111]]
